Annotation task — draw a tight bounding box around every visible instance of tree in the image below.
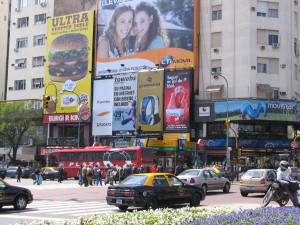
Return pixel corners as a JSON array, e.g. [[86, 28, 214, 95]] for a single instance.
[[0, 101, 42, 162]]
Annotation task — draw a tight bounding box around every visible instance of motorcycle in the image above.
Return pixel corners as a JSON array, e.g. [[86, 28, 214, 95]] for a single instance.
[[261, 178, 289, 207]]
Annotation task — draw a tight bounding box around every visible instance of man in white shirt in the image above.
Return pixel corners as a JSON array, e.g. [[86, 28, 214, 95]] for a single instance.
[[277, 161, 300, 207]]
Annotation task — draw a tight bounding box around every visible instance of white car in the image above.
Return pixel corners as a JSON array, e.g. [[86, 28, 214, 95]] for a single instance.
[[177, 169, 231, 194]]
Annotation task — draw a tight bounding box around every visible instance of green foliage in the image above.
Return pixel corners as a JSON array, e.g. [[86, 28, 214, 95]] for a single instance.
[[0, 101, 42, 161]]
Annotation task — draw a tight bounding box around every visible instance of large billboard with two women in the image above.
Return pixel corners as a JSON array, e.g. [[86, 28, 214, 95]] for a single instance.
[[96, 0, 197, 75]]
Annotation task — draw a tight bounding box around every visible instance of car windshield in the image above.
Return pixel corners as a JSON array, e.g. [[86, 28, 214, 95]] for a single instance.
[[179, 170, 200, 176], [121, 175, 148, 185], [7, 167, 17, 171], [244, 170, 264, 178]]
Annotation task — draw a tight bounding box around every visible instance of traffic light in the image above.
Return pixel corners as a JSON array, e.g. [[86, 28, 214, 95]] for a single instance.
[[225, 119, 231, 128], [43, 95, 50, 109]]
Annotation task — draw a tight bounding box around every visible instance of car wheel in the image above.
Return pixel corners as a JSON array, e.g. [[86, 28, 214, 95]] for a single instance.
[[190, 193, 201, 207], [201, 184, 207, 194], [50, 176, 54, 181], [145, 197, 157, 210], [241, 191, 248, 197], [13, 195, 28, 210], [223, 182, 230, 193], [118, 206, 128, 211]]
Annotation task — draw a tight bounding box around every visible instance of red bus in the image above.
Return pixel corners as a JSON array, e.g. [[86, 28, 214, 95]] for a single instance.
[[47, 146, 154, 179]]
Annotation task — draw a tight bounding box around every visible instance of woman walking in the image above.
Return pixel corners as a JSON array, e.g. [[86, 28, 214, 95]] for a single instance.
[[16, 165, 22, 182]]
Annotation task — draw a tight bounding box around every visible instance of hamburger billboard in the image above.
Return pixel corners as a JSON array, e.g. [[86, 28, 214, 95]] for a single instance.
[[44, 11, 94, 120], [96, 0, 198, 76]]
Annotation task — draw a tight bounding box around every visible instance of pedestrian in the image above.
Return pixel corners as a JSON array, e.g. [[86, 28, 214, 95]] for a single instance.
[[123, 164, 132, 179], [82, 164, 88, 187], [157, 163, 164, 173], [97, 168, 103, 186], [175, 164, 183, 175], [277, 161, 300, 207], [16, 165, 22, 183], [87, 165, 94, 186], [150, 164, 157, 173], [58, 165, 64, 183], [77, 165, 83, 186], [93, 165, 99, 185], [33, 166, 41, 185], [138, 165, 144, 173], [131, 164, 138, 174]]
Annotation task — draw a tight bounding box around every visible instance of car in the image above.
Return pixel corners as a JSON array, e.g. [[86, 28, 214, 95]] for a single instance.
[[40, 167, 67, 180], [21, 168, 32, 178], [0, 178, 33, 210], [106, 173, 206, 211], [6, 166, 18, 178], [177, 169, 231, 194], [239, 169, 277, 197], [290, 167, 300, 181], [0, 168, 6, 179]]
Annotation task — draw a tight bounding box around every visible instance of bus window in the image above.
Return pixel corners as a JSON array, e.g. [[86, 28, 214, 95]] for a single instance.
[[49, 153, 58, 167], [72, 152, 83, 161], [61, 152, 72, 161]]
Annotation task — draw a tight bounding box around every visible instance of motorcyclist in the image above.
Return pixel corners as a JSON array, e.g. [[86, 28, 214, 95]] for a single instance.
[[277, 160, 300, 207]]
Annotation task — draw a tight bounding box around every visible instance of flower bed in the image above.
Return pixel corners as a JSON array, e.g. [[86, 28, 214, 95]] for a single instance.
[[20, 206, 300, 225]]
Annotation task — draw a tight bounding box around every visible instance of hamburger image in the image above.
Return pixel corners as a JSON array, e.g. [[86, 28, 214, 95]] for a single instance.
[[48, 33, 89, 82]]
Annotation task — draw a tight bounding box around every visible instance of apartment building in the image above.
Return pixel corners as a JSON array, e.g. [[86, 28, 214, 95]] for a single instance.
[[0, 1, 9, 100], [196, 0, 300, 167], [6, 0, 52, 103]]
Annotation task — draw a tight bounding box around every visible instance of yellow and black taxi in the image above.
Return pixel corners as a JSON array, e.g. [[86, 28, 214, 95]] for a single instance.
[[106, 173, 206, 211], [40, 167, 67, 180], [0, 178, 33, 210]]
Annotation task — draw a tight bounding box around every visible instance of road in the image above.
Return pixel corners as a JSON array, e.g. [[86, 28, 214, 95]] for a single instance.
[[0, 178, 294, 225]]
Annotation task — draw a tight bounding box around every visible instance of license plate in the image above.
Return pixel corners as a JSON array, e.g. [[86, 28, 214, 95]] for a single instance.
[[246, 186, 254, 190], [116, 199, 122, 204]]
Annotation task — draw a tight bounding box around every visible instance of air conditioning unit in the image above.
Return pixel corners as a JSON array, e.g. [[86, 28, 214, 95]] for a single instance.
[[272, 43, 280, 48], [14, 48, 18, 52], [260, 45, 265, 50], [15, 8, 20, 12], [213, 48, 219, 53], [40, 2, 46, 7], [295, 0, 298, 5], [251, 7, 256, 11], [279, 91, 286, 96], [280, 64, 286, 68]]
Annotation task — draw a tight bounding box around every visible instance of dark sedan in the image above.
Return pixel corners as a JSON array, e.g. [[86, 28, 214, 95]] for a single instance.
[[106, 173, 206, 211], [0, 179, 33, 210]]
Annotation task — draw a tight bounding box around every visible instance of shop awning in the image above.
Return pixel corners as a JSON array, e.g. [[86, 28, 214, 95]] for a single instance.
[[204, 85, 224, 93], [257, 83, 273, 92]]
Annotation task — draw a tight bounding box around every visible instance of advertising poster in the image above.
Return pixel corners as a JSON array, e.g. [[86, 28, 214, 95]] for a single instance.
[[112, 73, 138, 136], [44, 11, 94, 121], [137, 70, 164, 134], [164, 69, 192, 132], [96, 0, 195, 75], [214, 100, 296, 122], [92, 79, 114, 136]]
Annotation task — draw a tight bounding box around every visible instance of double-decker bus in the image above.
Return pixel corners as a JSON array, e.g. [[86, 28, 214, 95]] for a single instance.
[[47, 146, 154, 179]]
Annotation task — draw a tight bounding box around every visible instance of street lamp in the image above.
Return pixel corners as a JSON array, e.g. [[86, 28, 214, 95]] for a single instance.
[[211, 72, 230, 165]]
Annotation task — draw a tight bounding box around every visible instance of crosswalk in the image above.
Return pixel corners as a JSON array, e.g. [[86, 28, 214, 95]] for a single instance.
[[0, 200, 121, 222]]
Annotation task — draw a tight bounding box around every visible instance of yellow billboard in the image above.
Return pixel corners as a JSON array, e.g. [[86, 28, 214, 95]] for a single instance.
[[44, 11, 94, 121]]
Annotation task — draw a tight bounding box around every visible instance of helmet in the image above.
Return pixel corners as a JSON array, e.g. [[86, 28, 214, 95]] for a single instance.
[[280, 160, 289, 171]]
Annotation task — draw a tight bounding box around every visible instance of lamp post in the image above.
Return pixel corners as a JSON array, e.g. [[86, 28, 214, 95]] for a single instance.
[[212, 73, 230, 165]]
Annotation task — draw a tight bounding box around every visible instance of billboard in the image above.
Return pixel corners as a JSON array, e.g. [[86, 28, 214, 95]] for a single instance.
[[137, 70, 164, 134], [164, 69, 192, 132], [96, 0, 196, 75], [92, 79, 114, 136], [44, 11, 94, 121], [214, 100, 296, 122], [112, 73, 138, 136]]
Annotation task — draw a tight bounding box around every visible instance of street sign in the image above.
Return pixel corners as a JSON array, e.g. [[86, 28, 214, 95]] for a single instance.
[[291, 141, 297, 149], [198, 139, 205, 150]]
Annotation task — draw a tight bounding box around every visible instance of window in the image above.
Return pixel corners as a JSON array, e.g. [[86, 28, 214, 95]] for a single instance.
[[15, 80, 26, 90], [268, 35, 278, 45], [16, 37, 28, 48], [267, 90, 279, 99], [32, 56, 44, 67], [212, 32, 222, 48], [35, 14, 46, 25], [212, 10, 222, 20], [268, 9, 278, 18], [32, 78, 43, 89], [257, 63, 267, 73], [35, 0, 47, 4], [15, 59, 27, 69], [19, 0, 29, 8], [17, 17, 29, 28], [33, 35, 46, 46]]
